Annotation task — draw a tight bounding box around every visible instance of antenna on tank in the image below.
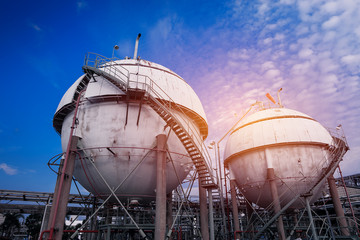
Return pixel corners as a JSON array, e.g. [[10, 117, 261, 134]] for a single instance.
[[266, 93, 276, 104], [133, 33, 141, 60], [266, 89, 284, 108], [277, 88, 283, 108]]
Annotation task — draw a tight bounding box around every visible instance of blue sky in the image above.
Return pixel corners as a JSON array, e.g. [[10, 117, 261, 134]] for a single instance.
[[0, 0, 359, 193]]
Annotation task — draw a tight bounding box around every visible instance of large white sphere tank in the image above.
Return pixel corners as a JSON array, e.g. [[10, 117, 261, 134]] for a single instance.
[[53, 58, 208, 202], [224, 108, 333, 208]]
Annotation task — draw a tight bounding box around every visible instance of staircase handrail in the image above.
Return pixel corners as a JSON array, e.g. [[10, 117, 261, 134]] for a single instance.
[[83, 52, 217, 186], [84, 52, 130, 91], [129, 73, 216, 185]]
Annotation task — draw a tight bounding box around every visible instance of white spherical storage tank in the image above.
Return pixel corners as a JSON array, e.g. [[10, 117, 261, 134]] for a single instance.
[[224, 108, 334, 208], [53, 55, 208, 202]]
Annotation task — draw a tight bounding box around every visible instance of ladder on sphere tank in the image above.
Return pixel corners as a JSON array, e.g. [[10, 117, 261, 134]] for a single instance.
[[82, 52, 218, 189]]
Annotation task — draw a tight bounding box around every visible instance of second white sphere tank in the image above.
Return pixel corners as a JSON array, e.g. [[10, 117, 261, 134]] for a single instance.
[[224, 108, 333, 208]]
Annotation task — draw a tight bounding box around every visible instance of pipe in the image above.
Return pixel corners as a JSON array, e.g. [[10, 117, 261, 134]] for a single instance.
[[133, 33, 141, 59], [208, 188, 215, 240], [40, 230, 99, 240]]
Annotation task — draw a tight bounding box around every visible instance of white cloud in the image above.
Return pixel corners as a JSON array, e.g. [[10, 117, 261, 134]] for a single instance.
[[264, 69, 281, 79], [322, 15, 341, 29], [175, 0, 360, 176], [30, 23, 42, 32], [77, 0, 88, 9], [341, 54, 360, 65], [321, 1, 341, 14], [258, 2, 269, 15], [0, 163, 18, 175], [261, 61, 276, 72], [274, 33, 285, 41], [263, 37, 272, 45], [298, 48, 313, 58]]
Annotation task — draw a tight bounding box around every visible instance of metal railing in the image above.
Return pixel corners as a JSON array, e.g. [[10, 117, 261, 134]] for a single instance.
[[82, 52, 216, 186]]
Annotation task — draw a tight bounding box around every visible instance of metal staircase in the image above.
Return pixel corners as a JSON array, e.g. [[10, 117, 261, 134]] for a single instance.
[[82, 53, 217, 188]]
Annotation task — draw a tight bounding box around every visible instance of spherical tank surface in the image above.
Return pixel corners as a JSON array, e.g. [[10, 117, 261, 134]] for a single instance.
[[224, 108, 333, 208], [54, 57, 208, 202]]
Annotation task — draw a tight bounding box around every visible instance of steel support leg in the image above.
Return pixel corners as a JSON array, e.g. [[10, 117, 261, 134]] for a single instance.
[[328, 175, 350, 236], [47, 136, 79, 240], [155, 134, 167, 240], [305, 195, 319, 240], [208, 188, 215, 240], [267, 168, 286, 240], [199, 182, 209, 240], [230, 180, 240, 240]]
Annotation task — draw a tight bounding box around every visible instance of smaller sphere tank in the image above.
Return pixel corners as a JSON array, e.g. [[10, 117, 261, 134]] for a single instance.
[[224, 108, 334, 208]]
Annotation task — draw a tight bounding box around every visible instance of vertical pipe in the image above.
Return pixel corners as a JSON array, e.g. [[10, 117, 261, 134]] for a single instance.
[[155, 134, 167, 240], [208, 188, 215, 240], [327, 175, 350, 236], [216, 145, 228, 236], [166, 192, 173, 240], [199, 182, 209, 240], [39, 201, 51, 239], [338, 166, 360, 236], [106, 207, 111, 240], [305, 196, 319, 240], [133, 33, 141, 59], [267, 168, 286, 240], [245, 201, 254, 239], [230, 180, 240, 240]]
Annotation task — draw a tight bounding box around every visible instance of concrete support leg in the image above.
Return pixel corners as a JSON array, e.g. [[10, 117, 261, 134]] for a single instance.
[[304, 195, 319, 240], [47, 136, 79, 240], [208, 188, 215, 240], [155, 134, 167, 240], [166, 192, 173, 240], [230, 180, 241, 240], [328, 175, 350, 236], [267, 168, 286, 240], [199, 182, 209, 240]]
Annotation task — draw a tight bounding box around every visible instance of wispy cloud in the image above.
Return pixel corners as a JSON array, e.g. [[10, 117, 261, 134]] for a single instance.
[[77, 0, 88, 10], [0, 163, 18, 175], [30, 23, 42, 32], [167, 0, 360, 175]]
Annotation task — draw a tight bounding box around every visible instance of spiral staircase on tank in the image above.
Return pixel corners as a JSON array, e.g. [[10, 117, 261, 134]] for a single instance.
[[81, 53, 218, 190]]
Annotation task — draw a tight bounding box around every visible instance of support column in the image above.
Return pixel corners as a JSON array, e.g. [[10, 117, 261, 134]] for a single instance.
[[304, 195, 319, 240], [199, 182, 209, 240], [47, 136, 79, 240], [155, 134, 167, 240], [267, 168, 286, 240], [328, 175, 350, 236], [208, 188, 215, 240], [230, 180, 240, 240]]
